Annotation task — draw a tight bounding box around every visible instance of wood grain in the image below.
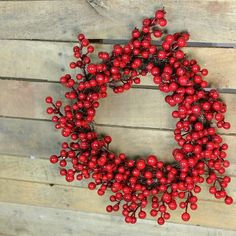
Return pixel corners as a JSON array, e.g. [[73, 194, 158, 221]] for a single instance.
[[0, 118, 235, 174], [0, 118, 65, 158], [1, 203, 236, 236], [0, 1, 236, 43], [0, 40, 236, 88], [0, 179, 236, 230], [0, 154, 235, 200], [0, 80, 235, 133]]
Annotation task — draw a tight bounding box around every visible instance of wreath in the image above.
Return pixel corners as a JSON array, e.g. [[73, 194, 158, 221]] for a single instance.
[[45, 9, 233, 225]]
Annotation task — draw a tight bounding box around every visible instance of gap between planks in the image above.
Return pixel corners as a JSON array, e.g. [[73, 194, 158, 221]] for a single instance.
[[1, 76, 236, 94], [1, 38, 236, 48], [1, 202, 236, 236], [1, 116, 236, 137], [0, 178, 236, 230]]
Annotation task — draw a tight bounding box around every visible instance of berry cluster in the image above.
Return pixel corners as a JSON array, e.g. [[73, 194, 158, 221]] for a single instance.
[[46, 9, 233, 225]]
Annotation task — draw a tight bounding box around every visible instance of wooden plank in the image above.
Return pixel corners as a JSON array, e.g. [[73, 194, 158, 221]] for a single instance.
[[0, 154, 235, 200], [0, 80, 235, 133], [0, 40, 236, 88], [0, 179, 236, 230], [0, 154, 87, 188], [1, 203, 236, 236], [0, 81, 66, 120], [97, 90, 236, 134], [0, 118, 65, 158], [0, 1, 236, 43], [0, 118, 235, 174]]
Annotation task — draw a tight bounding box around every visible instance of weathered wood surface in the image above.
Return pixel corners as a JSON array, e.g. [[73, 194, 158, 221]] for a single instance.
[[0, 118, 64, 158], [0, 1, 236, 43], [0, 154, 235, 200], [0, 179, 236, 230], [1, 203, 236, 236], [0, 40, 236, 88], [0, 118, 235, 170], [0, 80, 236, 133]]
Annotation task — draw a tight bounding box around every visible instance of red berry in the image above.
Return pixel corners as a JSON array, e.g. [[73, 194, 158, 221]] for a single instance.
[[66, 175, 74, 182], [87, 64, 97, 74], [155, 10, 165, 19], [136, 159, 146, 170], [181, 212, 190, 221], [223, 122, 231, 129], [138, 211, 146, 219], [158, 50, 166, 59], [201, 69, 208, 76], [132, 29, 140, 38], [50, 155, 58, 164], [159, 18, 167, 27], [177, 37, 186, 47], [70, 62, 77, 69], [147, 155, 157, 166], [157, 217, 165, 225], [77, 34, 85, 41], [46, 107, 54, 114], [225, 196, 233, 205], [81, 38, 89, 47], [106, 205, 113, 212], [153, 30, 162, 38], [87, 45, 94, 53], [104, 136, 112, 144], [88, 182, 96, 190], [45, 96, 53, 103], [134, 77, 141, 84]]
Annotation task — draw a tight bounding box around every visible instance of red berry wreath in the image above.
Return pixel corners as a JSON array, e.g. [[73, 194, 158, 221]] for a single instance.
[[45, 9, 233, 225]]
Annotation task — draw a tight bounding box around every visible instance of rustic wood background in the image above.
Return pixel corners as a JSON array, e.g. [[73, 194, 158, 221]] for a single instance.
[[0, 0, 236, 235]]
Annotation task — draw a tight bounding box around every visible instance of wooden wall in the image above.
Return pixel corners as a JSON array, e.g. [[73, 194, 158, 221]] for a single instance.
[[0, 0, 236, 235]]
